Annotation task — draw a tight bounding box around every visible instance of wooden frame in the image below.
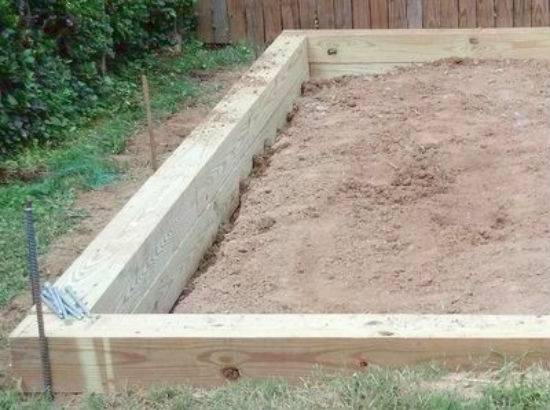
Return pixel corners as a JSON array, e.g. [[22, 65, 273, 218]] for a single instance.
[[10, 28, 550, 393]]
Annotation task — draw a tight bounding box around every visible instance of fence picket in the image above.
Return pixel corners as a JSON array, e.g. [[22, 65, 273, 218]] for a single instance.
[[197, 0, 549, 43]]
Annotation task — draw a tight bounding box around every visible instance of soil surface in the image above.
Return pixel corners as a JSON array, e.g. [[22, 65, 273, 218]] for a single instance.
[[0, 68, 245, 388], [175, 59, 550, 314]]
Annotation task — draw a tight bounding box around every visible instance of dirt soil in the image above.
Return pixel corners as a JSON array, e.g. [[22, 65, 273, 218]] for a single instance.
[[175, 59, 550, 314], [0, 68, 245, 387]]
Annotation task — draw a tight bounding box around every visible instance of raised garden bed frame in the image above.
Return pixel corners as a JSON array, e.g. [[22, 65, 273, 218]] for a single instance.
[[10, 28, 550, 393]]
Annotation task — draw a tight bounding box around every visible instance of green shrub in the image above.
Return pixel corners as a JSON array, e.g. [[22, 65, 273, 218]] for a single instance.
[[0, 0, 195, 155]]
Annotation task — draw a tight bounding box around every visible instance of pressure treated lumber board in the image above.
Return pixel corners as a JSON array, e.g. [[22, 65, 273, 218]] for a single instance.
[[134, 72, 305, 314], [54, 33, 309, 314], [11, 314, 550, 392], [305, 28, 550, 78], [310, 62, 414, 78]]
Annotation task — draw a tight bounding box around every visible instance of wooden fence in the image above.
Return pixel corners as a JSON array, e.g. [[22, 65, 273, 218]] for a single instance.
[[197, 0, 550, 44]]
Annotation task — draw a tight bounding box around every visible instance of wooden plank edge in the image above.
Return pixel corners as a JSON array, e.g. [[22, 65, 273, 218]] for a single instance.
[[291, 27, 550, 36], [133, 69, 308, 313], [10, 314, 550, 392], [49, 32, 308, 314], [303, 27, 550, 64], [310, 62, 417, 78]]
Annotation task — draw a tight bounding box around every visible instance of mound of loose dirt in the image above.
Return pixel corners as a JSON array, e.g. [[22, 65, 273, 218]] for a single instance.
[[174, 59, 550, 314]]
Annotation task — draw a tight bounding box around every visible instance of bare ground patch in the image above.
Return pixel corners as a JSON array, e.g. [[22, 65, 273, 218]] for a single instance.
[[175, 59, 550, 314]]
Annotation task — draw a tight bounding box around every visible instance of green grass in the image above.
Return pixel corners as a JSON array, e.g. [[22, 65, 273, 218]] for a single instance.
[[0, 40, 253, 307], [2, 365, 550, 409]]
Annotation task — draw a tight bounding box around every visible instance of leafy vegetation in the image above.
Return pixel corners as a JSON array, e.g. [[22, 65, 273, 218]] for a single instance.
[[2, 365, 550, 409], [0, 0, 194, 154], [0, 41, 252, 306]]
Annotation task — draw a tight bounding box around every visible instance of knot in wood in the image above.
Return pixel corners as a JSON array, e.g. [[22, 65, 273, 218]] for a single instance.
[[222, 366, 240, 380]]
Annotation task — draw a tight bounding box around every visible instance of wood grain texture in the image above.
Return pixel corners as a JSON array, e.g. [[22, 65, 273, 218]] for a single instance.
[[306, 28, 550, 64], [263, 0, 283, 42], [202, 0, 550, 44], [197, 0, 214, 43], [227, 0, 247, 41], [11, 314, 550, 392], [459, 0, 477, 26], [389, 0, 408, 27], [53, 33, 308, 315], [477, 0, 495, 26], [245, 0, 265, 44], [213, 0, 230, 42], [370, 0, 389, 27], [440, 0, 459, 27], [532, 0, 550, 25], [422, 0, 441, 27], [352, 0, 371, 27], [318, 0, 336, 28], [495, 0, 513, 25], [334, 0, 353, 28], [407, 0, 423, 27], [495, 0, 514, 27], [281, 0, 301, 28], [514, 0, 532, 26], [299, 0, 318, 28], [310, 62, 415, 78]]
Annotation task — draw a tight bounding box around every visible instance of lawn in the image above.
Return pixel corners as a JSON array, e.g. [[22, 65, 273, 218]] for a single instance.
[[2, 365, 550, 409]]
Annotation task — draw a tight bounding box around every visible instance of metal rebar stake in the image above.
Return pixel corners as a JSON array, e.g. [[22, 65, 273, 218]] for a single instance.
[[24, 200, 53, 399]]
